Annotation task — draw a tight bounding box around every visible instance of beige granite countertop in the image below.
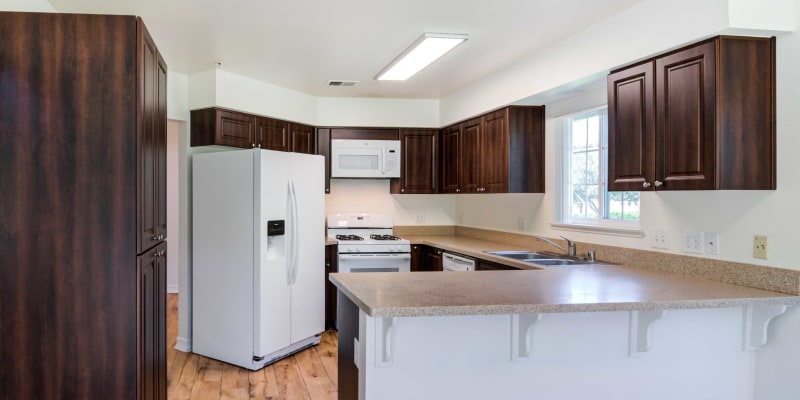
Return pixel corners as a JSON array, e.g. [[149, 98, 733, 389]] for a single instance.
[[325, 237, 337, 246], [329, 267, 800, 318]]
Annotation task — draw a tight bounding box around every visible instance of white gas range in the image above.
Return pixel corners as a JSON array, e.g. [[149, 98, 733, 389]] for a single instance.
[[327, 213, 411, 273]]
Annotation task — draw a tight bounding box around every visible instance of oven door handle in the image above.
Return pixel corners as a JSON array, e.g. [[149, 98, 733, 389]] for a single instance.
[[339, 253, 411, 261]]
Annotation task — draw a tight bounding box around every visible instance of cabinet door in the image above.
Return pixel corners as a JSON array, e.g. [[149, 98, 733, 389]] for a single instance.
[[481, 110, 509, 193], [440, 126, 461, 193], [138, 22, 167, 253], [460, 118, 483, 193], [655, 41, 716, 190], [289, 123, 316, 154], [216, 110, 256, 148], [607, 62, 655, 192], [138, 243, 166, 400], [325, 245, 338, 330], [423, 246, 443, 272], [392, 129, 438, 194], [257, 117, 289, 151], [476, 259, 520, 271], [316, 128, 331, 193], [410, 245, 424, 272]]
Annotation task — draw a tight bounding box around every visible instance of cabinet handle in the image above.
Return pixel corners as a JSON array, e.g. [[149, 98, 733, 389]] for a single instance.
[[654, 180, 663, 187], [152, 235, 159, 241], [642, 182, 651, 188], [456, 188, 461, 193]]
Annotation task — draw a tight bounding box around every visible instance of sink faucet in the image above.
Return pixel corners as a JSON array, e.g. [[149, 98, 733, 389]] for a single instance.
[[535, 235, 577, 257]]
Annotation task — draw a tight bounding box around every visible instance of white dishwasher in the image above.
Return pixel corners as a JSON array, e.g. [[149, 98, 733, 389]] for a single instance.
[[442, 252, 475, 272]]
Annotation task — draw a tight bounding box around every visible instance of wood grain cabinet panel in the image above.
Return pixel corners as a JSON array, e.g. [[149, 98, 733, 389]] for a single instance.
[[390, 129, 439, 194], [290, 122, 317, 154], [608, 36, 775, 191], [439, 126, 462, 193], [440, 106, 544, 194], [1, 12, 167, 400], [257, 117, 289, 151]]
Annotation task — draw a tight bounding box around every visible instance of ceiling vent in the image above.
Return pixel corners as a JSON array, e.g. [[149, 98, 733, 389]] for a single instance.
[[327, 80, 359, 87]]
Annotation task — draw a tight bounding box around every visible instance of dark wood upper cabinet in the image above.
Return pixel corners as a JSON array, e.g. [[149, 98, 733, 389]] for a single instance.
[[482, 110, 509, 193], [289, 122, 317, 154], [439, 125, 462, 193], [607, 61, 656, 192], [608, 36, 775, 191], [390, 129, 439, 194], [192, 108, 318, 154], [191, 108, 256, 148], [2, 12, 166, 400], [317, 128, 332, 193], [441, 106, 544, 194], [256, 117, 289, 151], [460, 117, 484, 193]]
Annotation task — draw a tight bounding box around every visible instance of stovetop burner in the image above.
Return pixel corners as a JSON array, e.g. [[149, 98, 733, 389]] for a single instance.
[[370, 234, 401, 241], [336, 234, 364, 241]]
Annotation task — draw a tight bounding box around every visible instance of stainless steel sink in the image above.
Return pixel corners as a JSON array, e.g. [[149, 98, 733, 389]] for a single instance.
[[485, 250, 563, 260], [485, 250, 595, 267], [524, 259, 581, 266]]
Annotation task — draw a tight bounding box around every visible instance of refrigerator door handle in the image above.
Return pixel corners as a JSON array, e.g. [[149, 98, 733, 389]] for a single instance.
[[285, 180, 295, 285], [288, 178, 300, 285]]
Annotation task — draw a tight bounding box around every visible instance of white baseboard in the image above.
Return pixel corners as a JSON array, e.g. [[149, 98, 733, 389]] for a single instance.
[[167, 284, 179, 294], [175, 336, 192, 352]]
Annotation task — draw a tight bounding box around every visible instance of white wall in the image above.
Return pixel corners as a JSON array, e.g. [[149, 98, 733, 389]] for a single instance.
[[0, 0, 54, 11], [438, 0, 794, 126], [326, 180, 456, 225], [316, 97, 439, 128], [166, 120, 180, 293], [456, 10, 800, 270]]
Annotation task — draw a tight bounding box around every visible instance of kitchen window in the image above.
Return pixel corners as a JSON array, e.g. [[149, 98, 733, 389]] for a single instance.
[[556, 107, 641, 234]]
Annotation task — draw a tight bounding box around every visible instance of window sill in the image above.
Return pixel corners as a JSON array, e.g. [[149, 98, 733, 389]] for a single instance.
[[551, 223, 644, 238]]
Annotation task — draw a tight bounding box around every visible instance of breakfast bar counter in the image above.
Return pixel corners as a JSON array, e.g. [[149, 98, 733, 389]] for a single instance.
[[330, 267, 800, 400]]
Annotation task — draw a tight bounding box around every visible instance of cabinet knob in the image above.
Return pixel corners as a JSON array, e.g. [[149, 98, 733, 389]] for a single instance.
[[654, 180, 663, 187], [401, 189, 404, 192], [251, 144, 256, 148], [456, 188, 461, 193], [257, 144, 261, 148], [152, 235, 159, 241], [642, 182, 651, 188]]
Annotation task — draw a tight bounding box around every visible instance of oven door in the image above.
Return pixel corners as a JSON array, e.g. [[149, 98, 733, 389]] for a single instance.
[[338, 253, 411, 273]]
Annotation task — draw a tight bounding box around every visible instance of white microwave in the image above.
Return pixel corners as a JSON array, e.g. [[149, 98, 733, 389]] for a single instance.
[[330, 139, 401, 178]]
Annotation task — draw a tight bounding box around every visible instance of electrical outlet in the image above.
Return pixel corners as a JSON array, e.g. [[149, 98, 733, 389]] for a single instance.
[[682, 231, 703, 254], [704, 232, 719, 255], [416, 215, 425, 224], [754, 235, 768, 259], [651, 230, 669, 249]]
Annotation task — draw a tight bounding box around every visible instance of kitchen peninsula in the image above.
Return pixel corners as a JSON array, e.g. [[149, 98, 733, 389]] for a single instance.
[[330, 265, 800, 400]]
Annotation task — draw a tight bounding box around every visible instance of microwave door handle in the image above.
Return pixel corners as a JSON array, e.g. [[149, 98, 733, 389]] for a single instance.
[[381, 147, 386, 175]]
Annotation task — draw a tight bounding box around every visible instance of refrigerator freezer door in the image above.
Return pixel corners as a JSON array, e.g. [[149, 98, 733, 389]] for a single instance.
[[288, 153, 325, 344], [192, 150, 256, 369], [254, 150, 294, 358]]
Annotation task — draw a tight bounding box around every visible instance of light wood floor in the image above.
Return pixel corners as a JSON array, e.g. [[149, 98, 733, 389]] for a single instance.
[[166, 294, 338, 400]]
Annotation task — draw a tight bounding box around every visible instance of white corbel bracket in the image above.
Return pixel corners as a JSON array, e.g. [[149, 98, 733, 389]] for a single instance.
[[510, 313, 542, 361], [375, 317, 395, 367], [742, 304, 790, 351], [629, 310, 666, 357]]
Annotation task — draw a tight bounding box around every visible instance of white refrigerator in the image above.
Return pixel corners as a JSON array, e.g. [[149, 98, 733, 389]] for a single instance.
[[192, 148, 325, 370]]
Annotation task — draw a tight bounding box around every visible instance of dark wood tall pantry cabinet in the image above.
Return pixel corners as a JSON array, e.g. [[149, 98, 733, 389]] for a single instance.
[[0, 12, 167, 400]]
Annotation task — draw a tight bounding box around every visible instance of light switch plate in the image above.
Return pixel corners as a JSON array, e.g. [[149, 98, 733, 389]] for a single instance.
[[682, 231, 703, 254]]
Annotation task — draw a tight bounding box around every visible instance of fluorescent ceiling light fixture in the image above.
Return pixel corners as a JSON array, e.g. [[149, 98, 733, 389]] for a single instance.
[[376, 33, 468, 81]]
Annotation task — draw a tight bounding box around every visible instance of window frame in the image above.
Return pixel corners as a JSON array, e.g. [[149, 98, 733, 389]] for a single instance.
[[554, 106, 642, 236]]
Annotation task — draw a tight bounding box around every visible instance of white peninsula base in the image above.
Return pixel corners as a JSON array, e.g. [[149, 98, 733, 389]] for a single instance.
[[338, 294, 799, 400]]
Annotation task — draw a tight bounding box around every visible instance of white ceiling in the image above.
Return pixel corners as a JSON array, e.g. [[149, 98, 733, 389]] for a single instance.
[[47, 0, 642, 99]]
